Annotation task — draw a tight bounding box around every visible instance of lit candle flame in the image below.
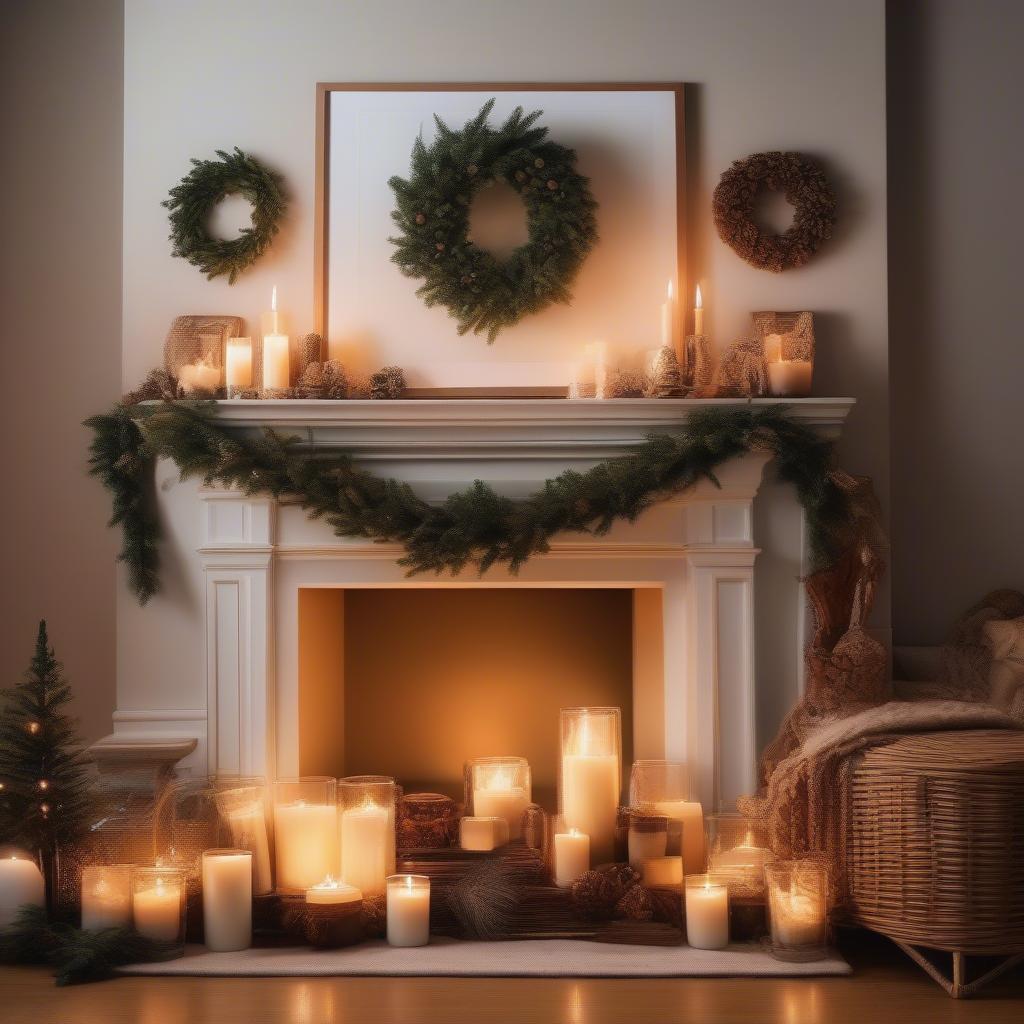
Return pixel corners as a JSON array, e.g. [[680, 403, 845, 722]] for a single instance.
[[404, 875, 414, 890], [667, 280, 674, 301], [695, 284, 703, 309], [487, 768, 513, 791], [313, 875, 339, 890], [271, 285, 278, 312], [570, 827, 581, 837]]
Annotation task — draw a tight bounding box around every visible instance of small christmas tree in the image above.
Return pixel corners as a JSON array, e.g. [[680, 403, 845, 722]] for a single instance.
[[0, 622, 94, 904]]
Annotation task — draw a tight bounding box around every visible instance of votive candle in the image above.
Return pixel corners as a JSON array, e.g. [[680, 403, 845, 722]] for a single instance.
[[81, 864, 133, 931], [553, 827, 590, 887], [685, 874, 729, 950]]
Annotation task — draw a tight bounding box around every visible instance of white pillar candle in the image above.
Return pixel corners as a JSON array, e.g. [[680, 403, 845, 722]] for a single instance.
[[553, 828, 590, 887], [628, 818, 668, 871], [642, 855, 684, 890], [562, 753, 619, 865], [767, 360, 813, 397], [654, 799, 705, 874], [685, 876, 729, 950], [340, 802, 391, 898], [693, 284, 704, 336], [763, 332, 783, 363], [202, 850, 252, 952], [459, 815, 509, 852], [472, 775, 530, 841], [225, 801, 273, 896], [133, 876, 183, 943], [0, 854, 45, 929], [262, 285, 290, 389], [306, 875, 362, 906], [386, 874, 430, 947], [81, 865, 132, 931], [274, 801, 339, 892], [225, 337, 253, 394]]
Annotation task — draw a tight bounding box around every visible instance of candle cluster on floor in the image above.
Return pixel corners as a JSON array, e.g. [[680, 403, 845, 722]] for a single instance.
[[62, 708, 829, 961]]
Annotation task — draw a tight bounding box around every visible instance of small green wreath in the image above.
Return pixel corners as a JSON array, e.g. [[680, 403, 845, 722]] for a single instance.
[[388, 100, 599, 343], [163, 147, 286, 283]]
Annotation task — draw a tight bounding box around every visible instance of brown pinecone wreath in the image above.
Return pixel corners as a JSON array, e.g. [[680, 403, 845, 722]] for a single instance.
[[712, 151, 837, 272]]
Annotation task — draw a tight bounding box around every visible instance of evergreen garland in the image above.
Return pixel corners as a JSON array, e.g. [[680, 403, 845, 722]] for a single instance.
[[389, 99, 599, 342], [163, 147, 286, 283], [87, 400, 854, 606], [0, 623, 96, 879]]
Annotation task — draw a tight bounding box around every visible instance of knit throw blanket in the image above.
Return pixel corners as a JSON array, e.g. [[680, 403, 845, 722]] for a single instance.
[[738, 699, 1021, 903]]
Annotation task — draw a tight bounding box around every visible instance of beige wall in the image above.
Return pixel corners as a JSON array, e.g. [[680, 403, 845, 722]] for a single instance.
[[0, 0, 123, 743], [888, 0, 1024, 644]]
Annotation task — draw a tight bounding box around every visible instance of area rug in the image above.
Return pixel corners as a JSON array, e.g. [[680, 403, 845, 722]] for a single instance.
[[120, 937, 850, 978]]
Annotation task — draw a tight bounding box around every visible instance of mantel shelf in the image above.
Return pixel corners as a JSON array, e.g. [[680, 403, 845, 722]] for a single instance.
[[198, 397, 855, 460]]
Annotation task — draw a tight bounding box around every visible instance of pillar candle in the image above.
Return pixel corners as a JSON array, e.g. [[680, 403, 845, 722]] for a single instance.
[[767, 360, 813, 397], [628, 817, 668, 871], [386, 875, 430, 947], [562, 752, 619, 865], [460, 816, 509, 852], [685, 876, 729, 950], [0, 854, 45, 929], [81, 865, 132, 931], [202, 850, 252, 952], [642, 855, 684, 890], [262, 286, 290, 389], [473, 779, 530, 840], [274, 801, 338, 892], [225, 337, 253, 394], [340, 801, 391, 898], [654, 798, 705, 874], [553, 828, 590, 887], [225, 800, 273, 896], [133, 877, 183, 942]]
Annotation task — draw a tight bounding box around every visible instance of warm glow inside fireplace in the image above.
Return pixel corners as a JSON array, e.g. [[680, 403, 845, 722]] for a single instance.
[[297, 587, 666, 807]]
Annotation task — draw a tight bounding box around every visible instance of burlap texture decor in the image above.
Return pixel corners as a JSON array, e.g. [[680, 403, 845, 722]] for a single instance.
[[712, 338, 769, 397], [753, 311, 815, 362], [163, 315, 243, 382]]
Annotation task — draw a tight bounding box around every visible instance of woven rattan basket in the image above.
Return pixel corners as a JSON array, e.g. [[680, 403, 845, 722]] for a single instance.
[[847, 729, 1024, 995]]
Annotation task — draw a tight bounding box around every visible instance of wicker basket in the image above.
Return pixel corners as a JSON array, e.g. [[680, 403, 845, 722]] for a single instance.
[[847, 729, 1024, 995]]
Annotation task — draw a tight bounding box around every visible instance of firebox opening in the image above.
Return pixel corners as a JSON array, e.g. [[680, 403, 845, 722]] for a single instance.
[[298, 587, 662, 809]]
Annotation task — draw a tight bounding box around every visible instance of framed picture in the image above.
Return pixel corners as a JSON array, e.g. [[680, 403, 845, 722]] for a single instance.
[[315, 83, 685, 396]]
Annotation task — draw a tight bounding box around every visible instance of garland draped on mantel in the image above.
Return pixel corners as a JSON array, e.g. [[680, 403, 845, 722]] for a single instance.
[[86, 401, 855, 605]]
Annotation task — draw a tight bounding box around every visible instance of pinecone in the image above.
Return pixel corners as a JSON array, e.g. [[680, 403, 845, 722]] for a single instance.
[[646, 886, 684, 928], [369, 366, 406, 400], [570, 864, 642, 921], [123, 368, 178, 406], [615, 884, 654, 921]]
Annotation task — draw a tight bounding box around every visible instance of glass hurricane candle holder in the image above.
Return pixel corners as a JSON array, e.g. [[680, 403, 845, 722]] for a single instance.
[[465, 757, 532, 841], [559, 708, 621, 865], [386, 874, 430, 947], [201, 849, 252, 952], [133, 866, 186, 956], [706, 814, 775, 898], [272, 777, 338, 893], [214, 779, 273, 895], [338, 776, 396, 898], [629, 759, 704, 874], [81, 864, 133, 931], [765, 860, 829, 961], [685, 873, 730, 950]]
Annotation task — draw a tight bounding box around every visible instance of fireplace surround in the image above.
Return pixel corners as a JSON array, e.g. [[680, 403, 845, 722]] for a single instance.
[[95, 397, 852, 813]]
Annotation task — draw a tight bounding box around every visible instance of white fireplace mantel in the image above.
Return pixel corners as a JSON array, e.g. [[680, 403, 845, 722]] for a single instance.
[[98, 397, 854, 813]]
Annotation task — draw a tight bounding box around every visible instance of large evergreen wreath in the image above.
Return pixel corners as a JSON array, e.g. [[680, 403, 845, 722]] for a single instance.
[[388, 100, 599, 343], [163, 148, 286, 283], [87, 400, 857, 605]]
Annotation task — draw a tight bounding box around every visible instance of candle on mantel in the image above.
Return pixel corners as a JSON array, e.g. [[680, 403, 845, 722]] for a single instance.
[[660, 280, 677, 357], [202, 849, 252, 952], [386, 874, 430, 947], [81, 865, 133, 931], [262, 286, 290, 390], [685, 874, 729, 950], [0, 853, 45, 929], [553, 827, 590, 887], [471, 761, 531, 840], [306, 875, 362, 907], [340, 799, 391, 898], [560, 708, 621, 865], [133, 874, 183, 943], [274, 799, 338, 892], [178, 355, 221, 395], [767, 359, 813, 397], [225, 337, 253, 397], [693, 284, 704, 336]]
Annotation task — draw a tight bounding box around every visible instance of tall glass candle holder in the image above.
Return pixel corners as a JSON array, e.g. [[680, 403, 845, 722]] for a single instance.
[[465, 757, 532, 841], [386, 874, 430, 947], [133, 866, 186, 956], [202, 849, 252, 952], [685, 873, 729, 950], [81, 864, 133, 931], [273, 777, 338, 893], [339, 776, 396, 898], [706, 814, 775, 898], [765, 860, 829, 961], [629, 759, 705, 874], [559, 707, 621, 865], [215, 780, 273, 895]]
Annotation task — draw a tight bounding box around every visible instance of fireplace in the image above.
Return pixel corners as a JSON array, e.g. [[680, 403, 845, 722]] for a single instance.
[[98, 398, 852, 813]]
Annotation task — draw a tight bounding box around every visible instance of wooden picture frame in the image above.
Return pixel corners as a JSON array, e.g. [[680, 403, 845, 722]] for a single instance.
[[314, 82, 686, 397]]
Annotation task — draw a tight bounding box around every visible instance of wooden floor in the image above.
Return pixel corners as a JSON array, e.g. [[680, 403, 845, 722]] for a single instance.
[[3, 931, 1022, 1024]]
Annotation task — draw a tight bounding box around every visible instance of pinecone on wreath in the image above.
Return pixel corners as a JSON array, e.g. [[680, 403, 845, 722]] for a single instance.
[[369, 366, 406, 400]]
